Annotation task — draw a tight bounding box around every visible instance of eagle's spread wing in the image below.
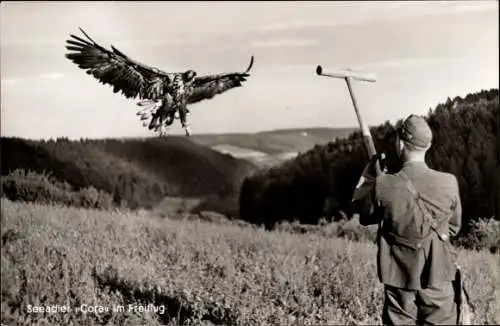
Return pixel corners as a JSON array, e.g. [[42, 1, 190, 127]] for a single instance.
[[65, 28, 175, 100], [187, 56, 254, 104]]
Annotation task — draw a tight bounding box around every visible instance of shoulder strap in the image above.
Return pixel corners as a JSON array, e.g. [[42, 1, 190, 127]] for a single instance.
[[399, 171, 439, 234]]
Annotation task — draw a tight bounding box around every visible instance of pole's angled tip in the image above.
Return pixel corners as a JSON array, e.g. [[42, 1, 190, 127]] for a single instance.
[[316, 65, 323, 75]]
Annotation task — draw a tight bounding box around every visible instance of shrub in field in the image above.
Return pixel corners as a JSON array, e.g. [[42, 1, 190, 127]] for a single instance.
[[1, 169, 113, 210], [453, 218, 500, 252], [77, 186, 114, 210], [2, 169, 73, 204], [275, 217, 378, 243], [334, 217, 378, 243]]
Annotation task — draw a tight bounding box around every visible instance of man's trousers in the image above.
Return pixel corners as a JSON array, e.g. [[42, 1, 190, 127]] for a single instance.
[[382, 282, 457, 325]]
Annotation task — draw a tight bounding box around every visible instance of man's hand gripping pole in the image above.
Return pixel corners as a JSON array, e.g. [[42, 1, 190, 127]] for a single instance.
[[316, 65, 382, 177]]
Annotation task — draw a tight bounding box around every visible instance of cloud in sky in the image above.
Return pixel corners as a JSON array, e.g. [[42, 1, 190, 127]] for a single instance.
[[255, 20, 358, 32], [2, 77, 24, 86], [267, 64, 318, 73], [39, 72, 64, 80], [251, 38, 319, 48], [266, 57, 468, 76], [81, 32, 210, 48], [356, 57, 468, 71], [2, 72, 65, 87], [254, 1, 497, 33]]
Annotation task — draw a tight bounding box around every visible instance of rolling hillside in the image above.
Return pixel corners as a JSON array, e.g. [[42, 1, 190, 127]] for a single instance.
[[190, 127, 356, 155], [1, 136, 258, 212], [0, 127, 355, 216]]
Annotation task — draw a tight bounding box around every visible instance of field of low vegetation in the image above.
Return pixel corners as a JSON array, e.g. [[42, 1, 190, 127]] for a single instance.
[[2, 199, 499, 325]]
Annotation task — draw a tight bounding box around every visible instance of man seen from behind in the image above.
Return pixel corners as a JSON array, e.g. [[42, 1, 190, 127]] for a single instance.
[[352, 114, 462, 325]]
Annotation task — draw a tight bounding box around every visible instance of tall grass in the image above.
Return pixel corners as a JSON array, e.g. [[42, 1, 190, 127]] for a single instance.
[[1, 198, 499, 325]]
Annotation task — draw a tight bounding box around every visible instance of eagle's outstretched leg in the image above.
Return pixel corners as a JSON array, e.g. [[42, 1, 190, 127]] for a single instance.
[[178, 102, 191, 136], [164, 110, 175, 126], [155, 110, 174, 137], [146, 97, 176, 136], [149, 112, 164, 137], [148, 111, 160, 130], [158, 124, 169, 137]]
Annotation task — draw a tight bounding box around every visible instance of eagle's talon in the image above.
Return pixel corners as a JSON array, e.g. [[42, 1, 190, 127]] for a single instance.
[[184, 126, 191, 136], [157, 124, 169, 137]]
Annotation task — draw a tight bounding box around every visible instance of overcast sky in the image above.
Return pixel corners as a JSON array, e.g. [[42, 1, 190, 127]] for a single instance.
[[1, 1, 498, 139]]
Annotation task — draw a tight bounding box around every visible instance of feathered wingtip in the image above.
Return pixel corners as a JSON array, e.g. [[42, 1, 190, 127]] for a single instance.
[[244, 55, 255, 74], [65, 27, 107, 58], [66, 27, 95, 46], [78, 27, 95, 43]]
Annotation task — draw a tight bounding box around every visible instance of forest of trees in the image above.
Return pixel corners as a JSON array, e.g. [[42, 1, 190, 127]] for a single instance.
[[239, 88, 499, 235]]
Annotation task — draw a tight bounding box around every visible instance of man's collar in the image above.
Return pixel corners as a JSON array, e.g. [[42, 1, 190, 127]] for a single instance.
[[403, 160, 428, 168]]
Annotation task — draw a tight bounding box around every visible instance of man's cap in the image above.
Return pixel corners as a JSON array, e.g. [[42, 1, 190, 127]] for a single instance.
[[398, 114, 433, 148]]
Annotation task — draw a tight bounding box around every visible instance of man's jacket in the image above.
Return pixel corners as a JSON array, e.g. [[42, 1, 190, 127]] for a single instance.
[[354, 161, 462, 290]]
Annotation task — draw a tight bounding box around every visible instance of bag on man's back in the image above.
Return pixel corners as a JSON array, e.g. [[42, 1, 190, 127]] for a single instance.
[[400, 172, 474, 325]]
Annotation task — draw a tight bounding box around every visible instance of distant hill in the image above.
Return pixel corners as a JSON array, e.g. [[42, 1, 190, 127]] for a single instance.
[[206, 144, 299, 168], [190, 127, 356, 155], [1, 136, 258, 212], [0, 127, 355, 215]]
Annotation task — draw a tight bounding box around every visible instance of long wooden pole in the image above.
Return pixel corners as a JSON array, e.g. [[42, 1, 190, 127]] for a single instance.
[[316, 66, 381, 176]]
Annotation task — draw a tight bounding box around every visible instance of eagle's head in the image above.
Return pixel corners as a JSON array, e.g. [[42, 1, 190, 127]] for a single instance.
[[183, 70, 197, 83]]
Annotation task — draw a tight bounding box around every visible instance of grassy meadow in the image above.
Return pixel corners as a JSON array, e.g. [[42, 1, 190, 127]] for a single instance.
[[2, 198, 499, 325]]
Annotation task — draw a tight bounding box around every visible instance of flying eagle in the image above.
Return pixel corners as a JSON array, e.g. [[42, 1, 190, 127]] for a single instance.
[[65, 28, 254, 136]]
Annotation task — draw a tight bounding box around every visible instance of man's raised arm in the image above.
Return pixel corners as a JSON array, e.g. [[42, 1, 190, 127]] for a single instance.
[[351, 155, 384, 226]]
